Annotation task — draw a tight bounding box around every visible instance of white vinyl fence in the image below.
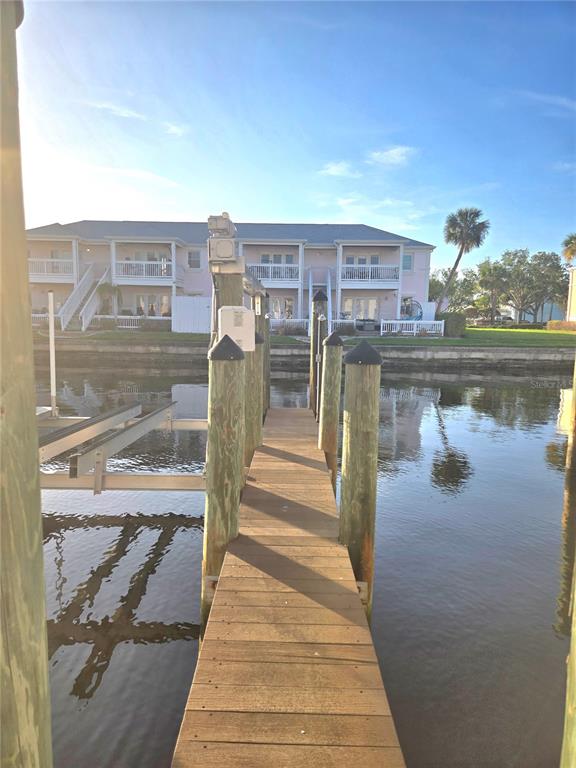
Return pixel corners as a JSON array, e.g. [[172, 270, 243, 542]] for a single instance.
[[380, 320, 444, 336], [171, 296, 212, 333]]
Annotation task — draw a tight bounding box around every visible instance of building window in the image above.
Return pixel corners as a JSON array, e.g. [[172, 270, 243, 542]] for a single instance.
[[260, 254, 271, 264], [188, 250, 201, 269], [402, 253, 413, 271], [272, 254, 282, 264], [345, 256, 354, 265], [285, 254, 294, 265], [370, 255, 380, 265]]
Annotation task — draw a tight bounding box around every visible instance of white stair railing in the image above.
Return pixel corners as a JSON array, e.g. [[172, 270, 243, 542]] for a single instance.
[[80, 266, 111, 331], [59, 264, 94, 330]]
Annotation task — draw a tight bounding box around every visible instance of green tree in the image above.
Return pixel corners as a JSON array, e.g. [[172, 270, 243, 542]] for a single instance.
[[436, 207, 490, 316], [526, 251, 568, 322], [500, 249, 538, 322], [562, 233, 576, 264], [447, 268, 478, 312], [476, 259, 507, 323], [96, 282, 123, 316]]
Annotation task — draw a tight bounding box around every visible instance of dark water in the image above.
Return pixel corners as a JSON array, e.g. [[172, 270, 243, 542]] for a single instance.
[[36, 366, 574, 768]]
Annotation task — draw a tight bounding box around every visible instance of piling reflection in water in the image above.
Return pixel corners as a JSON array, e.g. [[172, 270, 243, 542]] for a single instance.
[[44, 512, 201, 700]]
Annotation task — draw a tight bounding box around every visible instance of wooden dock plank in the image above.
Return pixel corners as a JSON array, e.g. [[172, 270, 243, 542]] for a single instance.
[[197, 640, 380, 666], [173, 743, 406, 768], [176, 711, 399, 746], [186, 684, 391, 715], [192, 660, 382, 688], [208, 605, 368, 626], [171, 408, 405, 767]]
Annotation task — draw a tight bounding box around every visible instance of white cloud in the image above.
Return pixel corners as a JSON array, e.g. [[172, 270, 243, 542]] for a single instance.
[[328, 193, 433, 233], [163, 122, 189, 137], [517, 90, 576, 113], [84, 101, 148, 120], [318, 161, 361, 178], [366, 145, 417, 166]]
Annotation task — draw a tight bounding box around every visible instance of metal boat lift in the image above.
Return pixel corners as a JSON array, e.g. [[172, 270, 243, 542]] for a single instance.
[[38, 401, 207, 494]]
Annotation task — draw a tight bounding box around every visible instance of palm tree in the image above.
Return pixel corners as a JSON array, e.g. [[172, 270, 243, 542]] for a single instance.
[[436, 207, 490, 316], [562, 233, 576, 264]]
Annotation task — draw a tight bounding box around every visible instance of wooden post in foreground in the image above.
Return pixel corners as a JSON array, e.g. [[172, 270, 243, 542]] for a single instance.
[[1, 1, 54, 765], [318, 332, 343, 490], [560, 354, 576, 768], [48, 290, 58, 416], [309, 289, 327, 416], [339, 340, 382, 620], [201, 335, 245, 627]]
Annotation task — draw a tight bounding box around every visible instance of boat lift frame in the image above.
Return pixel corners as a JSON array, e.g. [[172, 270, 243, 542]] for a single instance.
[[38, 401, 207, 494]]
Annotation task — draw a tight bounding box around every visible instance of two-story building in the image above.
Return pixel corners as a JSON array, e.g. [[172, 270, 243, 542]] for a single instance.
[[26, 220, 435, 332]]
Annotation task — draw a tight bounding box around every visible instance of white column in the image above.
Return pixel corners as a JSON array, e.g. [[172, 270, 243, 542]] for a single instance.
[[336, 243, 342, 319], [72, 239, 79, 284], [396, 245, 404, 319], [298, 242, 304, 318], [171, 241, 176, 297], [110, 241, 117, 283]]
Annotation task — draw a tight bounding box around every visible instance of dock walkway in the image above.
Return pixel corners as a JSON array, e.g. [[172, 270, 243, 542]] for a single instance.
[[172, 407, 405, 767]]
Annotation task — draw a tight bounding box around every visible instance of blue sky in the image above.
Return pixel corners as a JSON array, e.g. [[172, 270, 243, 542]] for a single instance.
[[16, 0, 575, 269]]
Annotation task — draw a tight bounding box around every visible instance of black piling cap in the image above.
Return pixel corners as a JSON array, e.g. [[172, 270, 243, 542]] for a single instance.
[[323, 331, 344, 347], [343, 340, 382, 366], [255, 332, 265, 344], [208, 334, 245, 361], [313, 289, 328, 302]]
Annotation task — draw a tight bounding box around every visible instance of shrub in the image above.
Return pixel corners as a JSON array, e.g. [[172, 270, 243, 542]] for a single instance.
[[547, 320, 576, 331], [335, 322, 357, 336], [139, 319, 171, 332], [437, 312, 466, 337]]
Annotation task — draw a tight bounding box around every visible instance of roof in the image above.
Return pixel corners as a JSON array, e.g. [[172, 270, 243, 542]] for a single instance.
[[25, 220, 434, 248]]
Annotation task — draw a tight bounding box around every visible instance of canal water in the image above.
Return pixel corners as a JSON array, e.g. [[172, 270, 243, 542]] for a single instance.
[[36, 366, 574, 768]]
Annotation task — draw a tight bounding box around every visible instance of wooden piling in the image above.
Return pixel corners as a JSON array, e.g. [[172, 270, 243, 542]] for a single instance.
[[560, 354, 576, 767], [201, 335, 245, 626], [309, 290, 328, 416], [318, 332, 344, 489], [254, 332, 264, 438], [263, 294, 271, 414], [339, 341, 382, 619], [1, 1, 54, 764], [244, 332, 264, 467]]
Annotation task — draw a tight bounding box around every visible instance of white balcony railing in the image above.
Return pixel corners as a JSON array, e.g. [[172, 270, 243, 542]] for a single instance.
[[247, 264, 300, 281], [115, 260, 173, 279], [341, 265, 399, 281], [28, 259, 74, 277]]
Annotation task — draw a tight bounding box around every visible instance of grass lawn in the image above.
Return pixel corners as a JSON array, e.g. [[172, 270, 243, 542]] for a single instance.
[[34, 327, 576, 348], [350, 328, 576, 347]]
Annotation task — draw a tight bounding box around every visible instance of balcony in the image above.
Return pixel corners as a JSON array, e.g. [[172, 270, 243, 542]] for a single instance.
[[246, 263, 300, 287], [340, 264, 399, 288], [115, 260, 182, 286], [28, 259, 75, 283]]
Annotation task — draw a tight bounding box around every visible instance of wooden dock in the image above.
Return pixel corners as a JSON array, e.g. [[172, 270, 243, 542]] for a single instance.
[[172, 407, 405, 767]]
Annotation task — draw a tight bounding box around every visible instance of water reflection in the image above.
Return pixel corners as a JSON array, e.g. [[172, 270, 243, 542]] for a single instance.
[[35, 367, 574, 768], [431, 402, 474, 494], [44, 512, 201, 700]]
